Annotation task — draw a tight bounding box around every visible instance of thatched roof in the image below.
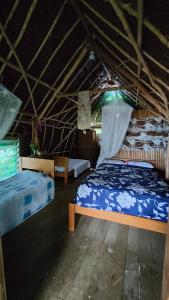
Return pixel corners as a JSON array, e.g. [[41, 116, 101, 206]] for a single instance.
[[0, 0, 169, 153]]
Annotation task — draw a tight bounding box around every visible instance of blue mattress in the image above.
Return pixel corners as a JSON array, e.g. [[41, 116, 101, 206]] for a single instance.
[[0, 170, 55, 236], [75, 163, 169, 222]]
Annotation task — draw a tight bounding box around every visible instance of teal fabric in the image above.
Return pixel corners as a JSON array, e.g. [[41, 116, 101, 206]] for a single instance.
[[0, 140, 19, 181]]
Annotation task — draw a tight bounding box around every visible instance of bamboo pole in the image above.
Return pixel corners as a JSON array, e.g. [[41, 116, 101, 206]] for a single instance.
[[98, 38, 165, 107], [0, 21, 37, 115], [136, 0, 144, 104], [92, 41, 168, 118], [0, 0, 20, 42], [39, 46, 87, 118], [0, 0, 38, 75], [24, 18, 80, 109], [12, 18, 80, 134], [81, 0, 169, 75], [43, 106, 76, 121], [109, 0, 168, 111], [52, 126, 76, 152], [12, 0, 68, 93], [119, 1, 169, 49], [86, 16, 167, 104], [37, 40, 86, 113]]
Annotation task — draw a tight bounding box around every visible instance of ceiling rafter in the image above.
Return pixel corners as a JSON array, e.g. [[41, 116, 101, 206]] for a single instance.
[[86, 14, 168, 105], [108, 0, 168, 112], [0, 21, 37, 115], [0, 0, 20, 42], [97, 37, 166, 108], [39, 46, 87, 118], [81, 0, 169, 76], [12, 17, 81, 135], [0, 0, 38, 76], [37, 40, 86, 113], [12, 0, 68, 94], [91, 41, 167, 118], [119, 1, 169, 48]]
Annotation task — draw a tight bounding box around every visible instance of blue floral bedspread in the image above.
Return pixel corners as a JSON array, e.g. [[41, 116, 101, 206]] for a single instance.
[[75, 163, 169, 222]]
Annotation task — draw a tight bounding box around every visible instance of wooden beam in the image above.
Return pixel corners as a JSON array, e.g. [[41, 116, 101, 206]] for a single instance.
[[0, 0, 38, 75], [0, 0, 20, 42], [136, 0, 144, 104], [119, 1, 169, 49], [52, 84, 134, 98], [81, 0, 169, 75], [37, 40, 86, 113], [12, 18, 80, 134], [86, 15, 168, 105], [108, 0, 168, 111], [0, 21, 37, 116], [39, 46, 87, 118], [12, 0, 68, 93], [91, 41, 168, 118]]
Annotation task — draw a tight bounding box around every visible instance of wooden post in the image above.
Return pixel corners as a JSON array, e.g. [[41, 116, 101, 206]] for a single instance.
[[162, 139, 169, 299], [165, 139, 169, 180], [69, 203, 75, 232], [0, 238, 7, 300], [161, 218, 169, 300]]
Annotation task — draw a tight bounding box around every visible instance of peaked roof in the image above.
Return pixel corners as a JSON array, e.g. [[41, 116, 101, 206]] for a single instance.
[[0, 0, 169, 150]]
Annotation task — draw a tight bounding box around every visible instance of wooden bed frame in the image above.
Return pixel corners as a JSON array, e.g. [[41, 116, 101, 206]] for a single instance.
[[21, 156, 74, 187], [69, 157, 167, 233]]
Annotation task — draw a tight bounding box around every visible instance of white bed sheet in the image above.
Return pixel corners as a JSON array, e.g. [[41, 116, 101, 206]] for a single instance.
[[68, 158, 90, 177]]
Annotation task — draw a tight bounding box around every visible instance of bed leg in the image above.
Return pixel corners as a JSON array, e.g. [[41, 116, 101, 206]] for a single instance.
[[64, 175, 68, 188], [0, 237, 7, 300], [69, 203, 75, 232]]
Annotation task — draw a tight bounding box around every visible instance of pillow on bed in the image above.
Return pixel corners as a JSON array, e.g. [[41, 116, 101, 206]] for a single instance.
[[55, 166, 65, 172], [127, 160, 154, 168], [103, 159, 125, 165]]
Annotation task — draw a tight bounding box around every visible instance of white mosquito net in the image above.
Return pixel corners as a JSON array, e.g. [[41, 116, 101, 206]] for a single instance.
[[0, 84, 22, 139], [97, 99, 133, 167]]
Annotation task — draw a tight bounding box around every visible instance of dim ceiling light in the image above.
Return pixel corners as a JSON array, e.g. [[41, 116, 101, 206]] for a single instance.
[[89, 51, 95, 61]]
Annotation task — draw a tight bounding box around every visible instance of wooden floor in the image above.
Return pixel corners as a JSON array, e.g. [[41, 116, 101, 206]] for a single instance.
[[2, 172, 165, 300]]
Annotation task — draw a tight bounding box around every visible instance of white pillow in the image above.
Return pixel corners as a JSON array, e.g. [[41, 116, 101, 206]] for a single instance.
[[127, 160, 154, 168], [104, 159, 125, 165], [55, 166, 65, 172]]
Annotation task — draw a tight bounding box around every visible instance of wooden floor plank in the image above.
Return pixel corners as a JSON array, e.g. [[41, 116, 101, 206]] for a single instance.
[[122, 227, 140, 300], [138, 229, 163, 300]]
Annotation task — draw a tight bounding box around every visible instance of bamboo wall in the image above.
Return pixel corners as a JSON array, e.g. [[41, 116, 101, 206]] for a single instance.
[[116, 149, 166, 170], [116, 110, 168, 171]]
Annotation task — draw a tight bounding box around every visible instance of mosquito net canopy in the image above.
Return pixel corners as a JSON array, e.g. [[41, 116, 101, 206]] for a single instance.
[[97, 98, 133, 167], [0, 84, 22, 139]]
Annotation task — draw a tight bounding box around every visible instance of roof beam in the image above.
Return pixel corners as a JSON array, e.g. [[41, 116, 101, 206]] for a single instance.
[[0, 21, 37, 116], [12, 0, 68, 94], [136, 0, 144, 104], [37, 40, 86, 113], [81, 0, 169, 75], [86, 15, 168, 105], [119, 1, 169, 49], [91, 41, 168, 118], [39, 46, 87, 118], [108, 0, 168, 112], [0, 0, 38, 76]]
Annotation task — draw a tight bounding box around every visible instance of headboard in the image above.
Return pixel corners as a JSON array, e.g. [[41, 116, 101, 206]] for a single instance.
[[20, 157, 55, 177], [114, 149, 165, 170]]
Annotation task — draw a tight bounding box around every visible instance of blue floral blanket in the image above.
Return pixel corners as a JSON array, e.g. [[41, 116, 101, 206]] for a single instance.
[[75, 163, 169, 222]]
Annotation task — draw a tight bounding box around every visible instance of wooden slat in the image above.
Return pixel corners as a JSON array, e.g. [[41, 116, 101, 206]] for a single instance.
[[116, 149, 166, 171], [74, 205, 167, 234], [21, 157, 55, 177]]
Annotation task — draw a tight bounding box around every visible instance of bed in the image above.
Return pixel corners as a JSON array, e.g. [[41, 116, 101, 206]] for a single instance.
[[69, 161, 169, 234], [0, 161, 55, 300], [54, 157, 90, 187]]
